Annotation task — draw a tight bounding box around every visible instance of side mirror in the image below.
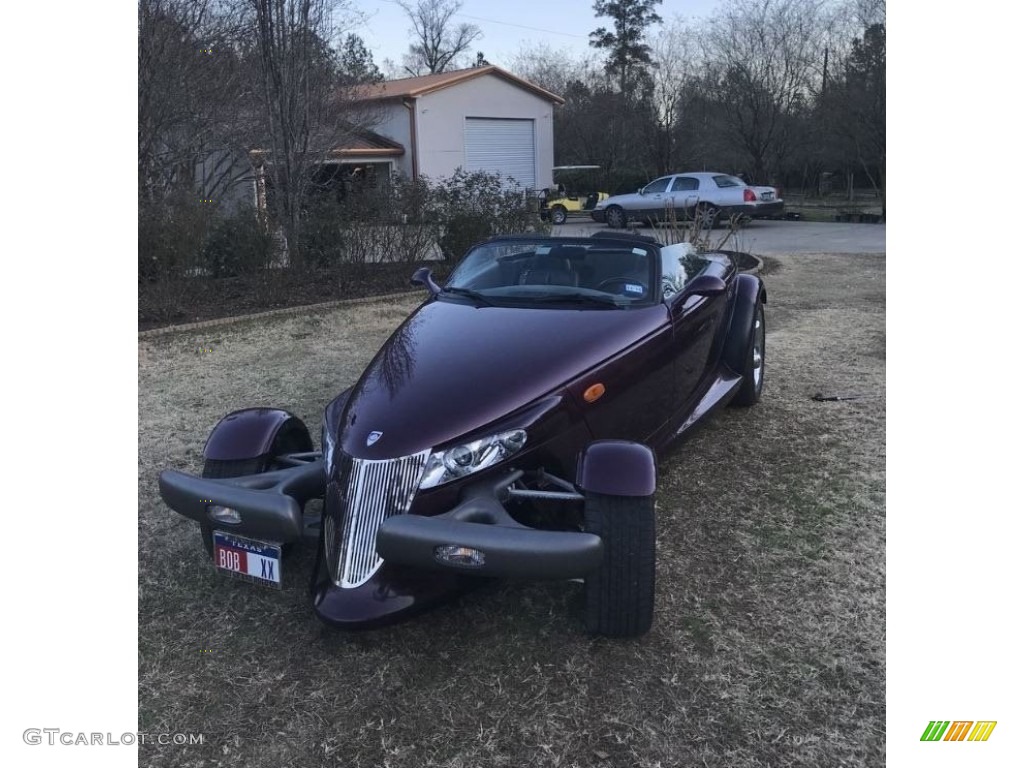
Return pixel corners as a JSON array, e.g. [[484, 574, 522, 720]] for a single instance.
[[411, 266, 441, 295], [637, 187, 645, 195], [678, 275, 727, 300]]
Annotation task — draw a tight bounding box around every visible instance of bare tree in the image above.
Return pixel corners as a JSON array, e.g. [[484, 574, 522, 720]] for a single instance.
[[507, 42, 602, 99], [246, 0, 382, 263], [138, 0, 250, 204], [827, 21, 884, 211], [853, 0, 885, 28], [648, 17, 698, 173], [700, 0, 830, 182], [398, 0, 481, 76]]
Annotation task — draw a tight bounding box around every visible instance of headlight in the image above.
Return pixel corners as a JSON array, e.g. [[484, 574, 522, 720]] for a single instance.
[[419, 430, 527, 489]]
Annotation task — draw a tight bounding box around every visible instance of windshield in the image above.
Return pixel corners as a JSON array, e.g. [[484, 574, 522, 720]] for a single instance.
[[443, 238, 658, 308]]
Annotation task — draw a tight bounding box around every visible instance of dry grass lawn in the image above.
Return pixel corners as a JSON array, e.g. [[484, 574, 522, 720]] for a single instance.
[[138, 251, 885, 767]]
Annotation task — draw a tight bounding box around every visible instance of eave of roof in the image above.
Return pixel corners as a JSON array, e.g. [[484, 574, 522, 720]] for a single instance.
[[356, 65, 564, 105], [248, 126, 405, 159], [328, 147, 404, 157]]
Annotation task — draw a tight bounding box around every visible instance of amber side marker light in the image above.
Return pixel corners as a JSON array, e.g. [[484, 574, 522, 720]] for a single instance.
[[583, 383, 606, 403]]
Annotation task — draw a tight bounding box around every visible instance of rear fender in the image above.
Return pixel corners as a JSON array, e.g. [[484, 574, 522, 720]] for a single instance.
[[576, 440, 656, 497], [723, 273, 766, 376], [203, 408, 313, 462]]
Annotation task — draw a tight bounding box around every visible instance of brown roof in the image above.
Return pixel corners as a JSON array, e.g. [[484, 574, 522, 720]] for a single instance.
[[248, 127, 404, 160], [356, 66, 564, 105], [328, 128, 404, 156]]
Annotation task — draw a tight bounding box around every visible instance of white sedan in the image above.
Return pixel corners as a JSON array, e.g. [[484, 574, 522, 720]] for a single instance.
[[591, 172, 784, 228]]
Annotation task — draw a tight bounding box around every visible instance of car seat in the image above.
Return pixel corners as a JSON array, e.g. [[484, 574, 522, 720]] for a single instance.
[[586, 250, 647, 286], [519, 247, 580, 286]]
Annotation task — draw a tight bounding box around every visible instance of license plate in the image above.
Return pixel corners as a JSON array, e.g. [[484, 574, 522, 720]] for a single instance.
[[212, 531, 282, 589], [760, 191, 773, 200]]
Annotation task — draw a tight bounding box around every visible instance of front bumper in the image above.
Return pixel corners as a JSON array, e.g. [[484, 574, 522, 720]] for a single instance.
[[158, 459, 325, 543], [313, 472, 603, 628], [376, 477, 603, 580], [161, 460, 602, 628]]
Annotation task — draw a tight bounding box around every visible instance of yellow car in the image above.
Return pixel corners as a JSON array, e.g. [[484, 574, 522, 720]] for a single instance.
[[542, 166, 610, 225]]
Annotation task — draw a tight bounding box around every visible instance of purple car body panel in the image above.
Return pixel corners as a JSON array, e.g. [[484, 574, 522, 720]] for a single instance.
[[576, 440, 657, 497], [336, 300, 669, 461], [311, 561, 470, 629], [723, 273, 768, 376], [204, 408, 311, 461]]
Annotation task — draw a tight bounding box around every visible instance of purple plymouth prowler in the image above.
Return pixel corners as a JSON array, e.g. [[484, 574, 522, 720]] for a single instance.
[[159, 232, 766, 636]]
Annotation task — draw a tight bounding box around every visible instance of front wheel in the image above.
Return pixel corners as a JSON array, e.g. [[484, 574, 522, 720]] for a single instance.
[[551, 205, 568, 225], [605, 206, 626, 229], [732, 302, 765, 406], [197, 421, 311, 555], [583, 491, 656, 637]]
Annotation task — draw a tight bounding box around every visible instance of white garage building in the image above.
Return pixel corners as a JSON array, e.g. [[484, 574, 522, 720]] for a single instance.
[[356, 66, 563, 191]]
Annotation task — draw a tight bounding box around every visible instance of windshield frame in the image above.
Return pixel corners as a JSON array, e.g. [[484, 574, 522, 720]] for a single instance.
[[441, 236, 663, 310]]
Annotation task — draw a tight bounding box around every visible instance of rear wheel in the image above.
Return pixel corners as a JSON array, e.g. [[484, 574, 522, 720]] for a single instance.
[[605, 206, 626, 229], [551, 205, 568, 225], [583, 491, 656, 637], [695, 203, 720, 229], [732, 302, 766, 406]]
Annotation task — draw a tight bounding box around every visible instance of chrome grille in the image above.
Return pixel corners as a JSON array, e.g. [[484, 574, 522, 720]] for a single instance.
[[326, 451, 429, 588]]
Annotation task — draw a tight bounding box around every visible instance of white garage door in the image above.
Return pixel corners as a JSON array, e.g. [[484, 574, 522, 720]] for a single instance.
[[464, 118, 536, 190]]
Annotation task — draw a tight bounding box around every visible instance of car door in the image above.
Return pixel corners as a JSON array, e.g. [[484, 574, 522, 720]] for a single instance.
[[666, 175, 700, 220], [569, 246, 679, 444], [634, 176, 673, 221], [660, 247, 731, 408]]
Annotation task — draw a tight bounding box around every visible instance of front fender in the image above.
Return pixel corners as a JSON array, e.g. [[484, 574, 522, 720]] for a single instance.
[[723, 273, 766, 376], [576, 440, 656, 497], [203, 408, 313, 462]]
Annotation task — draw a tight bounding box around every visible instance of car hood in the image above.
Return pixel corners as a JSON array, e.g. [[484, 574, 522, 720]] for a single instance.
[[336, 297, 665, 458]]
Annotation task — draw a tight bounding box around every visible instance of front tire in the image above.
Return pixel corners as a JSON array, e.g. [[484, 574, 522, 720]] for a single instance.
[[605, 206, 626, 229], [584, 491, 656, 637], [551, 205, 568, 225], [732, 302, 766, 406]]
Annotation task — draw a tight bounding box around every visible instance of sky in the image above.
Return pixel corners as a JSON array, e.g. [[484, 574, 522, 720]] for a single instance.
[[353, 0, 723, 73]]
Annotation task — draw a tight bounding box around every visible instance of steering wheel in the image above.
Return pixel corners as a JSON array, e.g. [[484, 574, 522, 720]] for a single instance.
[[596, 276, 648, 298]]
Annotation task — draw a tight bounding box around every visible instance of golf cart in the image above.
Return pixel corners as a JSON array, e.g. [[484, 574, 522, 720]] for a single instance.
[[540, 166, 609, 225]]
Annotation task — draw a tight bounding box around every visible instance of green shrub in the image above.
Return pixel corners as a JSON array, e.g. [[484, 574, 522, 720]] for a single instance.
[[296, 178, 444, 267], [431, 169, 549, 260], [139, 192, 214, 282], [201, 207, 276, 277], [294, 197, 348, 269]]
